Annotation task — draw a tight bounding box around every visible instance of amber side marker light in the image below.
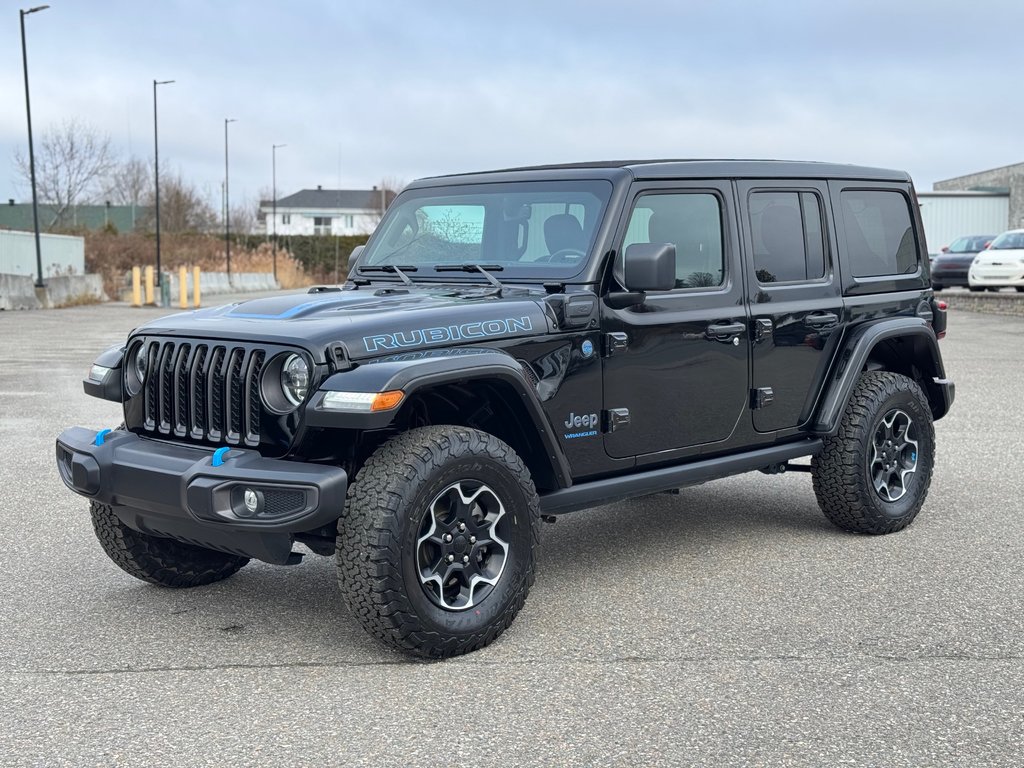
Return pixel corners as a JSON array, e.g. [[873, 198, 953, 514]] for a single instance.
[[321, 390, 405, 412]]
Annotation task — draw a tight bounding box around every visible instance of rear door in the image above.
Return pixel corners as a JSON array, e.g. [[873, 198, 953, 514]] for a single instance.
[[736, 180, 845, 432]]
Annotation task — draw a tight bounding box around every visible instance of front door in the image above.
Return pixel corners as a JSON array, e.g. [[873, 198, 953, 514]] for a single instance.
[[602, 182, 749, 459], [736, 180, 845, 432]]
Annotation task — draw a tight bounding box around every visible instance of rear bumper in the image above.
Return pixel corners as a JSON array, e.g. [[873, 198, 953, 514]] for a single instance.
[[55, 427, 347, 564]]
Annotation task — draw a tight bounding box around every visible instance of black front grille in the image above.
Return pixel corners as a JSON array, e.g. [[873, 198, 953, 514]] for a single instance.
[[141, 341, 267, 447]]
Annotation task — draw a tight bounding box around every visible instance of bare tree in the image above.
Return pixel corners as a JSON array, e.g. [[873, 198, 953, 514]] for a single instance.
[[14, 118, 115, 229], [103, 156, 151, 208], [159, 172, 217, 233], [370, 176, 406, 220]]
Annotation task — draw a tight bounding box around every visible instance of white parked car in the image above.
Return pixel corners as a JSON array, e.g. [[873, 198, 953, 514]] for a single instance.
[[968, 229, 1024, 292]]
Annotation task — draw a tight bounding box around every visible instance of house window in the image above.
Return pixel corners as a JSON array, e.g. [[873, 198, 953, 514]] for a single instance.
[[313, 216, 332, 236], [344, 214, 354, 228], [281, 214, 291, 225]]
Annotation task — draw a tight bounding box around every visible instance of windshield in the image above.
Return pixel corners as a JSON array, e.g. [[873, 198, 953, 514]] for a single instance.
[[947, 235, 993, 253], [989, 231, 1024, 250], [360, 180, 613, 279]]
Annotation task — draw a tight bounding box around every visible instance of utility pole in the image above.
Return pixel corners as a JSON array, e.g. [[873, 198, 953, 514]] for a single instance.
[[20, 5, 50, 288], [153, 79, 174, 286], [272, 143, 286, 281], [224, 118, 237, 279]]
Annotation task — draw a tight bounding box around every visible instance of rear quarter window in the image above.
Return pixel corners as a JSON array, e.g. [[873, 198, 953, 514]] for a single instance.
[[840, 190, 918, 278]]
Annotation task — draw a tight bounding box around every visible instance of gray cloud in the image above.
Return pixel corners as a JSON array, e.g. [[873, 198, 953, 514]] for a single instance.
[[2, 0, 1021, 208]]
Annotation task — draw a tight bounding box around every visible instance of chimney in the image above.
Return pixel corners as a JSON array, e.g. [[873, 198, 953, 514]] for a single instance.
[[7, 199, 13, 206], [317, 185, 322, 191]]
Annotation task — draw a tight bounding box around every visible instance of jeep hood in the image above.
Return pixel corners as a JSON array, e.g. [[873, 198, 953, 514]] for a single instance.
[[134, 286, 552, 362]]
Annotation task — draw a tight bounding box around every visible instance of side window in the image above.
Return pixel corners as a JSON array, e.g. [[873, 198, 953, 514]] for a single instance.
[[840, 190, 918, 277], [748, 191, 827, 284], [623, 193, 724, 289]]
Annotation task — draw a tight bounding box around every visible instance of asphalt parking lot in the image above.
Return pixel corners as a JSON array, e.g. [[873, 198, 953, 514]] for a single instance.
[[1, 300, 1022, 767]]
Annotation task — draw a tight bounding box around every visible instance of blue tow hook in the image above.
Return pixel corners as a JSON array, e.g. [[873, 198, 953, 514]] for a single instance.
[[94, 429, 113, 447], [211, 447, 232, 467]]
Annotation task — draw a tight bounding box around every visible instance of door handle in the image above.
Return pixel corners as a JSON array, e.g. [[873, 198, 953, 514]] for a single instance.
[[706, 322, 745, 341], [805, 312, 839, 329]]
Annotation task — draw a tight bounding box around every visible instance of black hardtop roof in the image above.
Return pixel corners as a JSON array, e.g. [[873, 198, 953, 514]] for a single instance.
[[411, 159, 910, 187]]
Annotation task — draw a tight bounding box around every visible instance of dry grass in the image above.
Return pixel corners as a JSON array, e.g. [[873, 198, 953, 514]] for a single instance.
[[85, 233, 314, 297]]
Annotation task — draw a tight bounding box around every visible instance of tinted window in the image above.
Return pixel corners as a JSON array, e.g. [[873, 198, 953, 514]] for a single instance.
[[948, 235, 994, 253], [749, 191, 827, 283], [840, 190, 918, 277], [623, 193, 724, 288]]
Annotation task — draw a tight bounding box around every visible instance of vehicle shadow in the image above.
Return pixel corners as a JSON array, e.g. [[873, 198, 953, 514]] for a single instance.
[[84, 474, 834, 665]]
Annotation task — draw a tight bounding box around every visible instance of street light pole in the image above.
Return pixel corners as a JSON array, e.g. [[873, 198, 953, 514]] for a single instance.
[[19, 5, 50, 289], [224, 118, 237, 280], [153, 79, 174, 287], [272, 143, 286, 281]]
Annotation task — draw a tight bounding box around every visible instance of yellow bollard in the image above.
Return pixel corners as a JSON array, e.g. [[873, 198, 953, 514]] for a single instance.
[[193, 266, 201, 308], [143, 266, 155, 305], [131, 266, 142, 307], [179, 266, 188, 309]]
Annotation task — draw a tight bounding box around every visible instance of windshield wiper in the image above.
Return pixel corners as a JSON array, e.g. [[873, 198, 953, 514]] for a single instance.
[[356, 264, 418, 286], [433, 263, 505, 296]]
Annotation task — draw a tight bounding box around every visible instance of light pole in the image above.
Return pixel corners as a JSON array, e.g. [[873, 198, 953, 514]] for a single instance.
[[153, 79, 174, 286], [224, 118, 237, 280], [19, 4, 50, 288], [272, 143, 285, 280]]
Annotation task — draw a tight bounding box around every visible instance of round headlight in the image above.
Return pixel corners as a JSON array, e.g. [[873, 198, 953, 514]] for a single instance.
[[125, 342, 148, 396], [134, 344, 148, 382], [280, 354, 309, 407]]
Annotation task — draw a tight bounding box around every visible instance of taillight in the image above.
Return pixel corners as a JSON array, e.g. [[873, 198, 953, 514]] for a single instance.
[[933, 299, 948, 339]]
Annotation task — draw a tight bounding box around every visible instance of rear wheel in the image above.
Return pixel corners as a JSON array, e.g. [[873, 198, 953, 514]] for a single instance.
[[337, 426, 540, 658], [811, 371, 935, 535], [90, 501, 249, 586]]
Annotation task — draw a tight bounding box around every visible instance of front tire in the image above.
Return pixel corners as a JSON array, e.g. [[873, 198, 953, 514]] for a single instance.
[[90, 501, 250, 586], [811, 371, 935, 535], [337, 426, 540, 658]]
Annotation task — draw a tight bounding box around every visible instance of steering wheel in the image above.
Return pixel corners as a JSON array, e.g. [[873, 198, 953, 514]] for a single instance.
[[536, 248, 586, 264]]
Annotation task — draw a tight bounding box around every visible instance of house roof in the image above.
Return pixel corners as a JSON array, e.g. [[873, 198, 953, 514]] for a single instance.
[[268, 189, 383, 211]]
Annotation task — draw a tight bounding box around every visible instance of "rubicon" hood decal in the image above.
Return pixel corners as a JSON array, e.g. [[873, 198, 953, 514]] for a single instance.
[[363, 316, 533, 352]]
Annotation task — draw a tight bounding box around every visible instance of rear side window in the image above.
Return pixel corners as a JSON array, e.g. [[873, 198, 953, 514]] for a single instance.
[[749, 191, 826, 283], [840, 190, 918, 277]]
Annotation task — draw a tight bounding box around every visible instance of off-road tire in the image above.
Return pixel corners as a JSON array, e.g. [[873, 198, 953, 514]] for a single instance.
[[337, 426, 540, 658], [811, 371, 935, 535], [969, 286, 983, 292], [90, 501, 250, 586]]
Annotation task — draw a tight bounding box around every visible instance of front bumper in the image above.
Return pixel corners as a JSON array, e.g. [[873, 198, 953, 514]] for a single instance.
[[969, 264, 1024, 287], [55, 427, 347, 564]]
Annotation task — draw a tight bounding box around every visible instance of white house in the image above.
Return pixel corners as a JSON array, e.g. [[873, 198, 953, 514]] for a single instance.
[[261, 187, 388, 237]]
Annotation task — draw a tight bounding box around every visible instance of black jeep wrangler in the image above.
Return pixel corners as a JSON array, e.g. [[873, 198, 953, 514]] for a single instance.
[[57, 160, 954, 658]]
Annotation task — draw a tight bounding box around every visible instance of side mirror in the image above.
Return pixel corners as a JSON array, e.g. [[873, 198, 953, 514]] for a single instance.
[[941, 246, 950, 253], [622, 243, 676, 292], [348, 245, 365, 270]]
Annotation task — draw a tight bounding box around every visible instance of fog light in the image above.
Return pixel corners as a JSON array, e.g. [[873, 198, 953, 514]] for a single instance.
[[243, 488, 258, 512], [239, 487, 263, 518]]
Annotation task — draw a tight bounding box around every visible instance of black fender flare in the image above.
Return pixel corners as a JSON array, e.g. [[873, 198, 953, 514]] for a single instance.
[[811, 317, 953, 434], [304, 349, 572, 488]]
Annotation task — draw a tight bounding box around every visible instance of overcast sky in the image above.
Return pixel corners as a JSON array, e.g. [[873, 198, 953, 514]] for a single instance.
[[1, 0, 1021, 209]]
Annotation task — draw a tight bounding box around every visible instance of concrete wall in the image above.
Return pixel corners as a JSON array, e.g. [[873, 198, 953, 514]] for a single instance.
[[934, 162, 1024, 232], [0, 273, 106, 310], [0, 229, 85, 277]]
